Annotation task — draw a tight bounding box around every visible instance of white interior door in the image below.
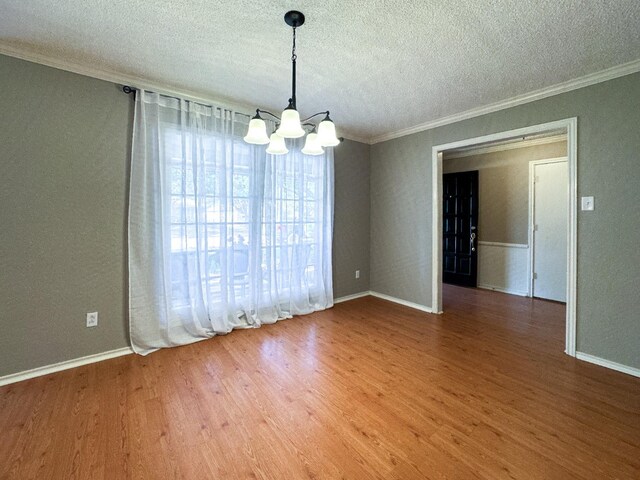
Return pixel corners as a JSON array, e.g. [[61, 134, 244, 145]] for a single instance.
[[532, 160, 568, 302]]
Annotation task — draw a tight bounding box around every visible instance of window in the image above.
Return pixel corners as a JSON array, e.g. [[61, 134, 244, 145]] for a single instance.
[[164, 128, 326, 308]]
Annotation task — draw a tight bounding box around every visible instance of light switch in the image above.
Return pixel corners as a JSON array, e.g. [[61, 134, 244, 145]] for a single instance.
[[581, 196, 594, 211]]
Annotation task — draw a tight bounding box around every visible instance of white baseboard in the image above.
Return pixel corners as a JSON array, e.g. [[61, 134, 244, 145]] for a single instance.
[[334, 291, 371, 304], [477, 284, 529, 297], [575, 352, 640, 378], [369, 291, 433, 313], [334, 290, 435, 314], [0, 347, 134, 387]]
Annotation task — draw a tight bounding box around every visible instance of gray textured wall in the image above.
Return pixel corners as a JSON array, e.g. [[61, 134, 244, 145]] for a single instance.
[[0, 55, 132, 376], [0, 55, 371, 376], [333, 139, 371, 298], [443, 141, 566, 244], [371, 72, 640, 369]]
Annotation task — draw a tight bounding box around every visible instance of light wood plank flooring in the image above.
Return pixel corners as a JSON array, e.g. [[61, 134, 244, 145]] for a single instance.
[[1, 285, 639, 479]]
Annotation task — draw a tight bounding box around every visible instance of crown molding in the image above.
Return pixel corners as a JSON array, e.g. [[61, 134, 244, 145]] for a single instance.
[[445, 134, 566, 159], [370, 58, 640, 144], [0, 43, 368, 144], [0, 43, 259, 115]]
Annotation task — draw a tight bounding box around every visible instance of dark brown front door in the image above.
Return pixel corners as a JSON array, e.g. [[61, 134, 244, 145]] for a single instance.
[[443, 171, 478, 287]]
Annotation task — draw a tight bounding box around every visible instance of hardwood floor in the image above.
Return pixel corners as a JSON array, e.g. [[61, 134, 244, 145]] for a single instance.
[[1, 285, 639, 479]]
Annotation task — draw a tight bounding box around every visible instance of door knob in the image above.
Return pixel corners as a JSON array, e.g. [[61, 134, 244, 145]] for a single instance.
[[470, 232, 476, 252]]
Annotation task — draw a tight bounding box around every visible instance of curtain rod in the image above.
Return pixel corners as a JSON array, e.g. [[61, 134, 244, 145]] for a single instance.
[[121, 85, 252, 119]]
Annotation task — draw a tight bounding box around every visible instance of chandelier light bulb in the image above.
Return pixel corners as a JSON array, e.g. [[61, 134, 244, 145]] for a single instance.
[[302, 133, 325, 155], [317, 116, 340, 147], [266, 132, 289, 155], [276, 108, 305, 138], [243, 117, 270, 145]]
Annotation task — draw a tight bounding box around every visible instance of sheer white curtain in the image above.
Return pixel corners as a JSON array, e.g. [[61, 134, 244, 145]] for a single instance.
[[129, 90, 334, 354]]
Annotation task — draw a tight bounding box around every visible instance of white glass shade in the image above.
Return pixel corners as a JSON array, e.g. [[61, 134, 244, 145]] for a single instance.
[[301, 133, 325, 156], [266, 133, 288, 155], [317, 119, 340, 147], [276, 109, 305, 138], [243, 118, 270, 145]]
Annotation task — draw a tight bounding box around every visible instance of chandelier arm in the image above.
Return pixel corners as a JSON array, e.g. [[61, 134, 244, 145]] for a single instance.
[[256, 109, 282, 121], [301, 111, 330, 123]]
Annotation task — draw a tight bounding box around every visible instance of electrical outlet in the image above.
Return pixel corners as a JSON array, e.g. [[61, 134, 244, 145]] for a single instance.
[[355, 270, 360, 279], [581, 196, 594, 211], [86, 312, 98, 327]]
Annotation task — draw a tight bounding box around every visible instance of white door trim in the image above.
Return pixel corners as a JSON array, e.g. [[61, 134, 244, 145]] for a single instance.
[[528, 157, 568, 300], [431, 118, 578, 357]]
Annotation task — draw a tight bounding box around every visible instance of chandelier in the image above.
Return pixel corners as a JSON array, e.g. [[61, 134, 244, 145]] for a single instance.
[[243, 10, 340, 155]]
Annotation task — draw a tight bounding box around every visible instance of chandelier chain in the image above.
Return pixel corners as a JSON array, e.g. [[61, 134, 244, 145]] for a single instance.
[[291, 26, 297, 62]]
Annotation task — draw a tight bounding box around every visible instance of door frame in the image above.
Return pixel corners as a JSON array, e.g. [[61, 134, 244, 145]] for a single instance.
[[431, 118, 578, 357], [528, 157, 568, 299]]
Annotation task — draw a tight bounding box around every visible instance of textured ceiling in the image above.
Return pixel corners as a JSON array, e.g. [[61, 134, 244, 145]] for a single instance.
[[1, 0, 639, 142]]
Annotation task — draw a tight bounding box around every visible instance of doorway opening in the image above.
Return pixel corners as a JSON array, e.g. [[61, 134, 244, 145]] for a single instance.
[[432, 119, 577, 356], [441, 135, 568, 299]]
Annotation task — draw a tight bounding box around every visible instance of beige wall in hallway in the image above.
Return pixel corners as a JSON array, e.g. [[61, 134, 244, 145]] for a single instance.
[[443, 141, 567, 244]]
